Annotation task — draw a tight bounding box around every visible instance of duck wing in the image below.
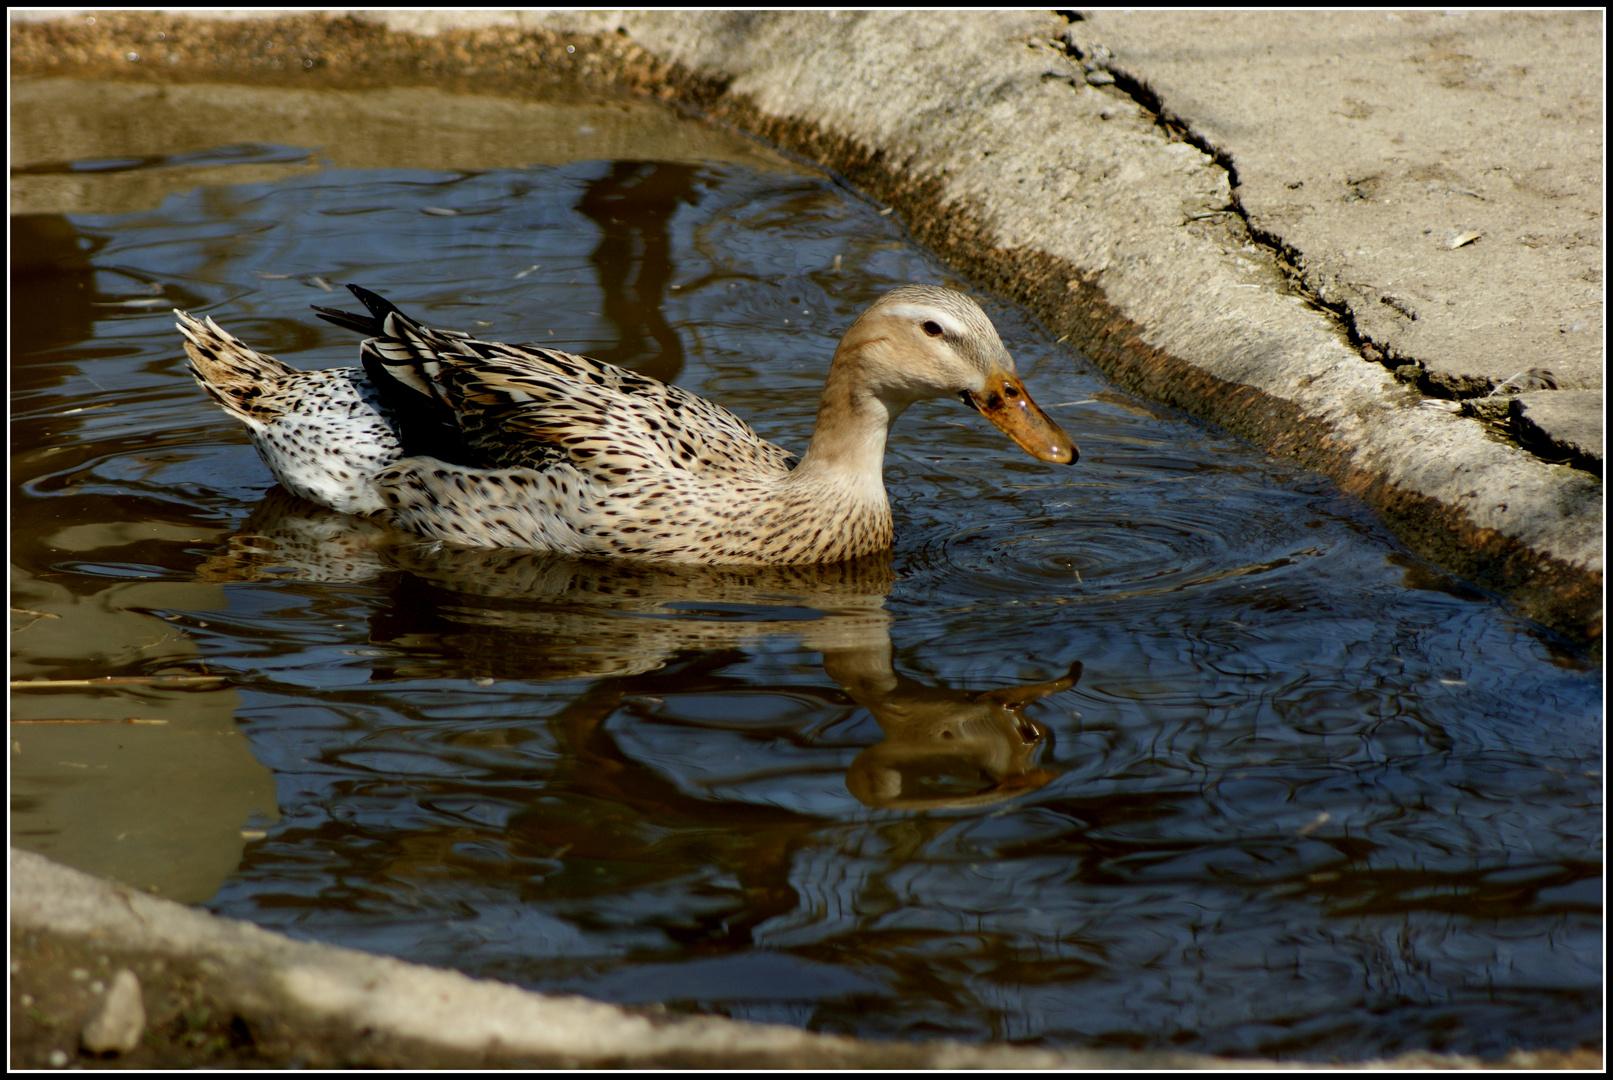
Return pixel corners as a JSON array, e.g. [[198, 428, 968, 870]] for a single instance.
[[315, 285, 797, 482]]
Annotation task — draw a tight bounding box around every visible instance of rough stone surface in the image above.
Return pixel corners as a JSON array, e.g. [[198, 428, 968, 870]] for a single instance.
[[78, 968, 146, 1055], [1063, 11, 1603, 396], [1061, 10, 1605, 498], [1515, 390, 1604, 471], [7, 8, 1600, 646]]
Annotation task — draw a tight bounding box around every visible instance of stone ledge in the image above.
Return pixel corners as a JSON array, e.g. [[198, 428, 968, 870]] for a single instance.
[[9, 847, 1379, 1070], [14, 848, 1601, 1069], [1515, 390, 1604, 476]]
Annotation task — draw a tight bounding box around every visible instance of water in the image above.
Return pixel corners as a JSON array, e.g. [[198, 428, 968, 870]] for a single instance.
[[10, 86, 1601, 1060]]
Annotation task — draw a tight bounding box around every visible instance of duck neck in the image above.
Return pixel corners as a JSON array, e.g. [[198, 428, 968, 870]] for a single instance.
[[792, 350, 906, 488]]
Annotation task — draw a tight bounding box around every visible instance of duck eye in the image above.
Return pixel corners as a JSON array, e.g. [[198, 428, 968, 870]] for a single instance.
[[921, 320, 944, 338]]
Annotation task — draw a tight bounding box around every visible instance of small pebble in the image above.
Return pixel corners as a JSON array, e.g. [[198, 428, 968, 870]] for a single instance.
[[20, 993, 34, 1007], [80, 969, 146, 1056], [48, 1049, 68, 1067], [69, 968, 89, 982]]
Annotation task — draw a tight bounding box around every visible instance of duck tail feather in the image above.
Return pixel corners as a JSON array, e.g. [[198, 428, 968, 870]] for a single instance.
[[311, 283, 415, 337], [176, 309, 296, 421], [345, 283, 409, 323], [312, 286, 482, 467], [311, 304, 380, 336]]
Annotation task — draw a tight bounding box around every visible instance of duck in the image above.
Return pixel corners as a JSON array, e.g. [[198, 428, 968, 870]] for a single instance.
[[177, 283, 1076, 565]]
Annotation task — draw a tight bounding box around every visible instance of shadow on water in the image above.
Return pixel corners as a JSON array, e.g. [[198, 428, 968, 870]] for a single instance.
[[11, 215, 108, 360], [9, 79, 1601, 1059]]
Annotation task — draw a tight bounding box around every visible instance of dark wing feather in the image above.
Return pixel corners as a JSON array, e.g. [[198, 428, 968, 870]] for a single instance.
[[316, 285, 797, 480]]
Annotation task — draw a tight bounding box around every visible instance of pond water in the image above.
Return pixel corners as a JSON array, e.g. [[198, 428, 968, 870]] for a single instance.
[[10, 80, 1601, 1060]]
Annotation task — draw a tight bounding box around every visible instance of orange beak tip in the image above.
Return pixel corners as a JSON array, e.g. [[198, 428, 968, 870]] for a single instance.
[[970, 375, 1079, 466]]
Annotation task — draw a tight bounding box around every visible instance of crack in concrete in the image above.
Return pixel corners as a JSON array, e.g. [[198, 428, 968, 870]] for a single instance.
[[1050, 12, 1497, 408], [1048, 22, 1408, 374], [1047, 11, 1591, 478]]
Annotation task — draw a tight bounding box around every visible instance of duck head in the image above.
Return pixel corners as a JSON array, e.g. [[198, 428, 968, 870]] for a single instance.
[[826, 284, 1078, 465]]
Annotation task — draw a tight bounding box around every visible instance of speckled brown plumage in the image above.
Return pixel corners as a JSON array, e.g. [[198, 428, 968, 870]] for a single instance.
[[178, 283, 1075, 564]]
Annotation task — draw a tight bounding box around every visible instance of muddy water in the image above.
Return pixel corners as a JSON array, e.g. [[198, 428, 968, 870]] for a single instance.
[[10, 80, 1601, 1059]]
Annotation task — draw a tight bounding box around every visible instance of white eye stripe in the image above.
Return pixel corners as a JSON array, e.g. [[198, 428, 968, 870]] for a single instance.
[[884, 304, 963, 336]]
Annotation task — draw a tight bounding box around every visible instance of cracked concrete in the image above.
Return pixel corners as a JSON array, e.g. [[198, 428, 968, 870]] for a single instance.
[[1060, 9, 1603, 470]]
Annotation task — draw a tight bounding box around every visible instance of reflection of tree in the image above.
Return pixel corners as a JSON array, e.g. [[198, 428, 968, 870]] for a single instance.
[[573, 162, 696, 385], [199, 490, 1076, 951]]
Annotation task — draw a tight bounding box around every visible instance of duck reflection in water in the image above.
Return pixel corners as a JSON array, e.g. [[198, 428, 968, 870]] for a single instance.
[[199, 487, 1078, 811], [828, 644, 1076, 810]]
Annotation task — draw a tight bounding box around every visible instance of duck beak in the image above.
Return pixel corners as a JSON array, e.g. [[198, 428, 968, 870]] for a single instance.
[[962, 372, 1078, 464]]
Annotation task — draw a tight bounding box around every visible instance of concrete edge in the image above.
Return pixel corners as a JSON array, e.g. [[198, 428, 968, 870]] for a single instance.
[[13, 848, 1600, 1068], [11, 847, 1328, 1070]]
